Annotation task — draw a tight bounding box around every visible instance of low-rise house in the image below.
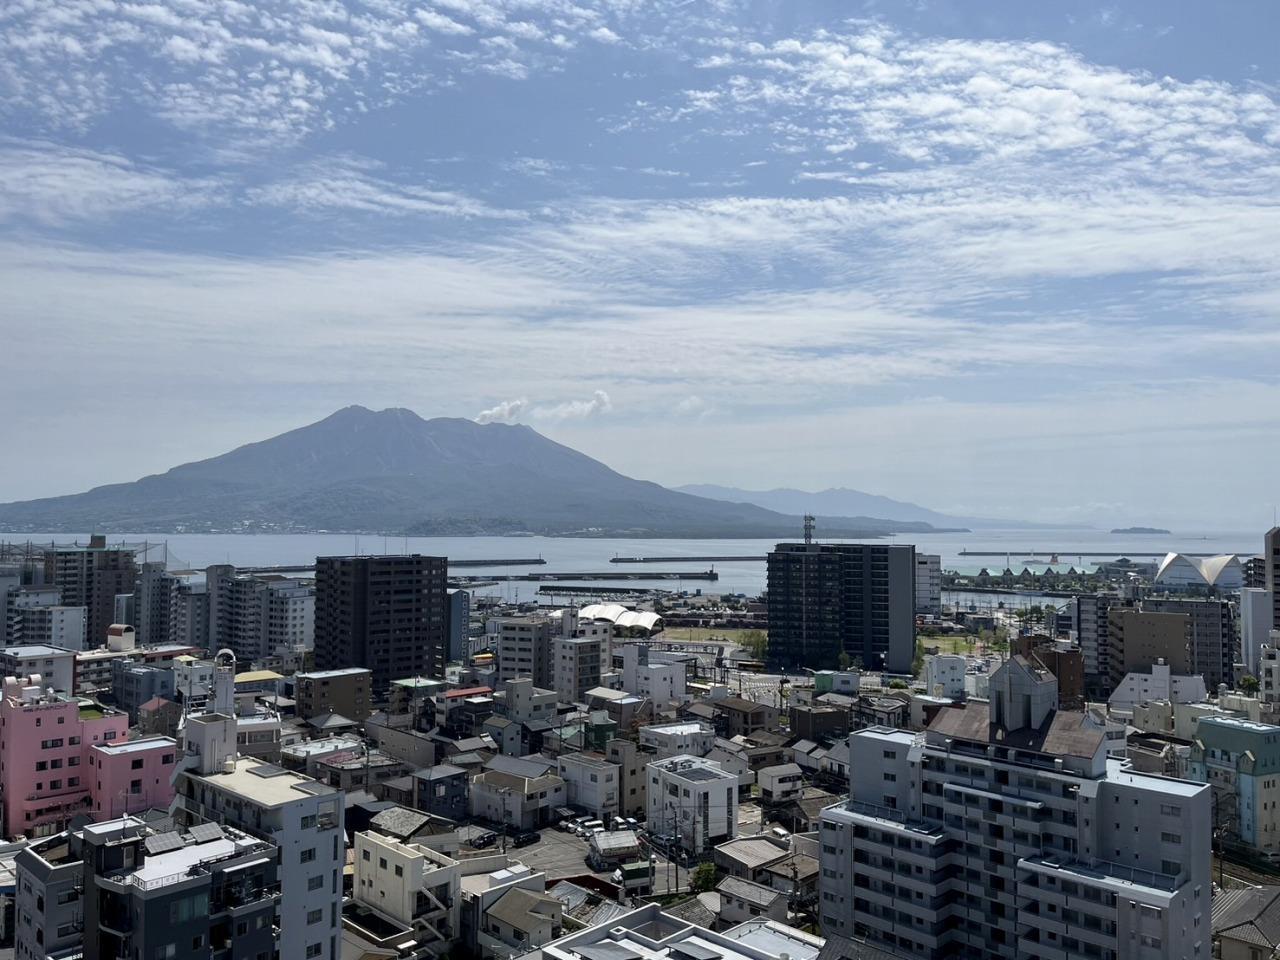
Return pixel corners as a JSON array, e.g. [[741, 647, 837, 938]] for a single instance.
[[346, 829, 459, 958], [470, 768, 567, 830], [713, 836, 789, 883], [713, 697, 779, 738], [557, 752, 620, 819], [414, 763, 468, 821], [757, 762, 804, 806], [482, 887, 563, 957], [639, 720, 715, 758], [1212, 885, 1280, 960], [716, 876, 788, 928]]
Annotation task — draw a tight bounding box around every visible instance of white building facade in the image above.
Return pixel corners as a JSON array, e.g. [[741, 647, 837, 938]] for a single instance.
[[645, 754, 738, 854], [818, 660, 1211, 960]]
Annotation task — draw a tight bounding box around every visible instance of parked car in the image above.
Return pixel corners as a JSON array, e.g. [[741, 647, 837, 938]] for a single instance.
[[472, 832, 497, 849], [556, 819, 574, 832], [512, 831, 540, 848]]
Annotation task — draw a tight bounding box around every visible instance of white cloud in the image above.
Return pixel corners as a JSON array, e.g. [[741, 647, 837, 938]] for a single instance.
[[476, 397, 529, 423], [533, 389, 613, 420], [0, 141, 216, 224], [248, 155, 511, 219]]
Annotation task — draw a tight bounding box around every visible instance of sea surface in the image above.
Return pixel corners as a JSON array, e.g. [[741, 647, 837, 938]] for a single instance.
[[4, 529, 1263, 602]]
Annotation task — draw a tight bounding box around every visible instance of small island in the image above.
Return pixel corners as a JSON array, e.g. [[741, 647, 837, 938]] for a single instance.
[[1111, 526, 1171, 535]]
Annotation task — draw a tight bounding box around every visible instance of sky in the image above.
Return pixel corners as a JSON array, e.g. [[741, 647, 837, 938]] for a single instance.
[[1, 0, 1279, 529]]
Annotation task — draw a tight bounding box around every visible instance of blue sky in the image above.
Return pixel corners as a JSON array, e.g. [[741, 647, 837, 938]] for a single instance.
[[2, 0, 1279, 528]]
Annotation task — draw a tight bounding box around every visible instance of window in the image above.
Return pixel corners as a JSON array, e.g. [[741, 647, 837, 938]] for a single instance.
[[394, 865, 403, 877], [1160, 804, 1181, 816], [131, 758, 144, 770], [307, 909, 323, 924], [301, 848, 316, 864], [309, 875, 324, 891], [35, 762, 47, 772], [1161, 832, 1182, 844], [305, 945, 322, 959], [361, 850, 370, 862], [301, 814, 317, 829], [68, 737, 79, 746], [379, 857, 387, 869]]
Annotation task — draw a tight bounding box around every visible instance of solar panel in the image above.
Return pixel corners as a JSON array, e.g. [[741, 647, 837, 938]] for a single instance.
[[144, 831, 184, 855], [189, 822, 225, 843]]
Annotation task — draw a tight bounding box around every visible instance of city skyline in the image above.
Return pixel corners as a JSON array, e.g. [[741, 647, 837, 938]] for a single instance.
[[2, 2, 1279, 528]]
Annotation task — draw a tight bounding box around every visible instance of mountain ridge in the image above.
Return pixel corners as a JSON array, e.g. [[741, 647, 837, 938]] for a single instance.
[[0, 407, 966, 538]]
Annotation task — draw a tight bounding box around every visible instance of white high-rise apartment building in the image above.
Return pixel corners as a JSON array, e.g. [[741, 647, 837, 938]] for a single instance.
[[819, 656, 1211, 960], [915, 553, 942, 616], [173, 653, 344, 960]]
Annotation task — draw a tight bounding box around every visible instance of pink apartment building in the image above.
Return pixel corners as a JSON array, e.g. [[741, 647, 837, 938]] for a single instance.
[[87, 738, 177, 821], [0, 676, 176, 839]]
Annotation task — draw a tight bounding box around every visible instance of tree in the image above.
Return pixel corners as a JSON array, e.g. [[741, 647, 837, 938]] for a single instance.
[[837, 651, 852, 670], [691, 862, 718, 892], [1241, 674, 1260, 695], [740, 629, 767, 659]]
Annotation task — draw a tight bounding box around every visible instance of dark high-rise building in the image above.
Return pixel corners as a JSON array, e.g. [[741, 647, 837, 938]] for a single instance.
[[1266, 526, 1280, 630], [43, 535, 137, 647], [766, 542, 916, 673], [314, 555, 448, 693]]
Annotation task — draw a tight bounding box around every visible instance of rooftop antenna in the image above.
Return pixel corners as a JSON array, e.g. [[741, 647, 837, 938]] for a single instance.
[[803, 514, 815, 545]]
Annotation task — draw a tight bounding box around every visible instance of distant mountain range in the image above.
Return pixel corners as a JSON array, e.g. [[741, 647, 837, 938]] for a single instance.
[[675, 484, 1072, 531], [0, 407, 968, 538]]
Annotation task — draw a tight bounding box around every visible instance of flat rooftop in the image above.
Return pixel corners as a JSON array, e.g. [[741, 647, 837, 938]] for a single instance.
[[643, 722, 710, 737], [1104, 758, 1208, 797], [297, 668, 371, 680], [192, 757, 338, 806], [94, 737, 176, 755], [2, 645, 72, 658]]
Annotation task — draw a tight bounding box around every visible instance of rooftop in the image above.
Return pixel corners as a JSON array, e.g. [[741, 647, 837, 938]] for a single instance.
[[93, 737, 176, 756], [718, 876, 784, 907], [2, 645, 72, 658], [297, 668, 371, 680], [190, 756, 338, 806]]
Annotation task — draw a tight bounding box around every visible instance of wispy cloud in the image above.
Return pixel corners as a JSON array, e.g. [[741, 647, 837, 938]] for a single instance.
[[248, 156, 512, 219], [0, 141, 218, 224]]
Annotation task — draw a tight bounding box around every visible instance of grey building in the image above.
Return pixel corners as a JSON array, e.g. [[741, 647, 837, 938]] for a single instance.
[[174, 580, 210, 650], [1142, 595, 1237, 690], [3, 585, 61, 645], [414, 763, 469, 821], [818, 656, 1212, 960], [314, 555, 449, 694], [766, 542, 916, 673], [43, 536, 137, 648], [134, 561, 180, 646], [447, 588, 471, 662], [81, 816, 279, 960], [207, 566, 315, 664], [14, 831, 86, 960], [1072, 592, 1114, 696], [112, 660, 177, 721], [494, 614, 557, 689]]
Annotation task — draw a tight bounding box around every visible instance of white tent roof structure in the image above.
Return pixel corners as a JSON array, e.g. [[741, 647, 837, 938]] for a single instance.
[[1154, 553, 1243, 588], [577, 603, 664, 633]]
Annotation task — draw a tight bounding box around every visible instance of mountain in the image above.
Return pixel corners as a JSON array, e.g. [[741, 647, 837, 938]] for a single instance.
[[675, 484, 961, 526], [674, 484, 1074, 530], [0, 407, 960, 538]]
